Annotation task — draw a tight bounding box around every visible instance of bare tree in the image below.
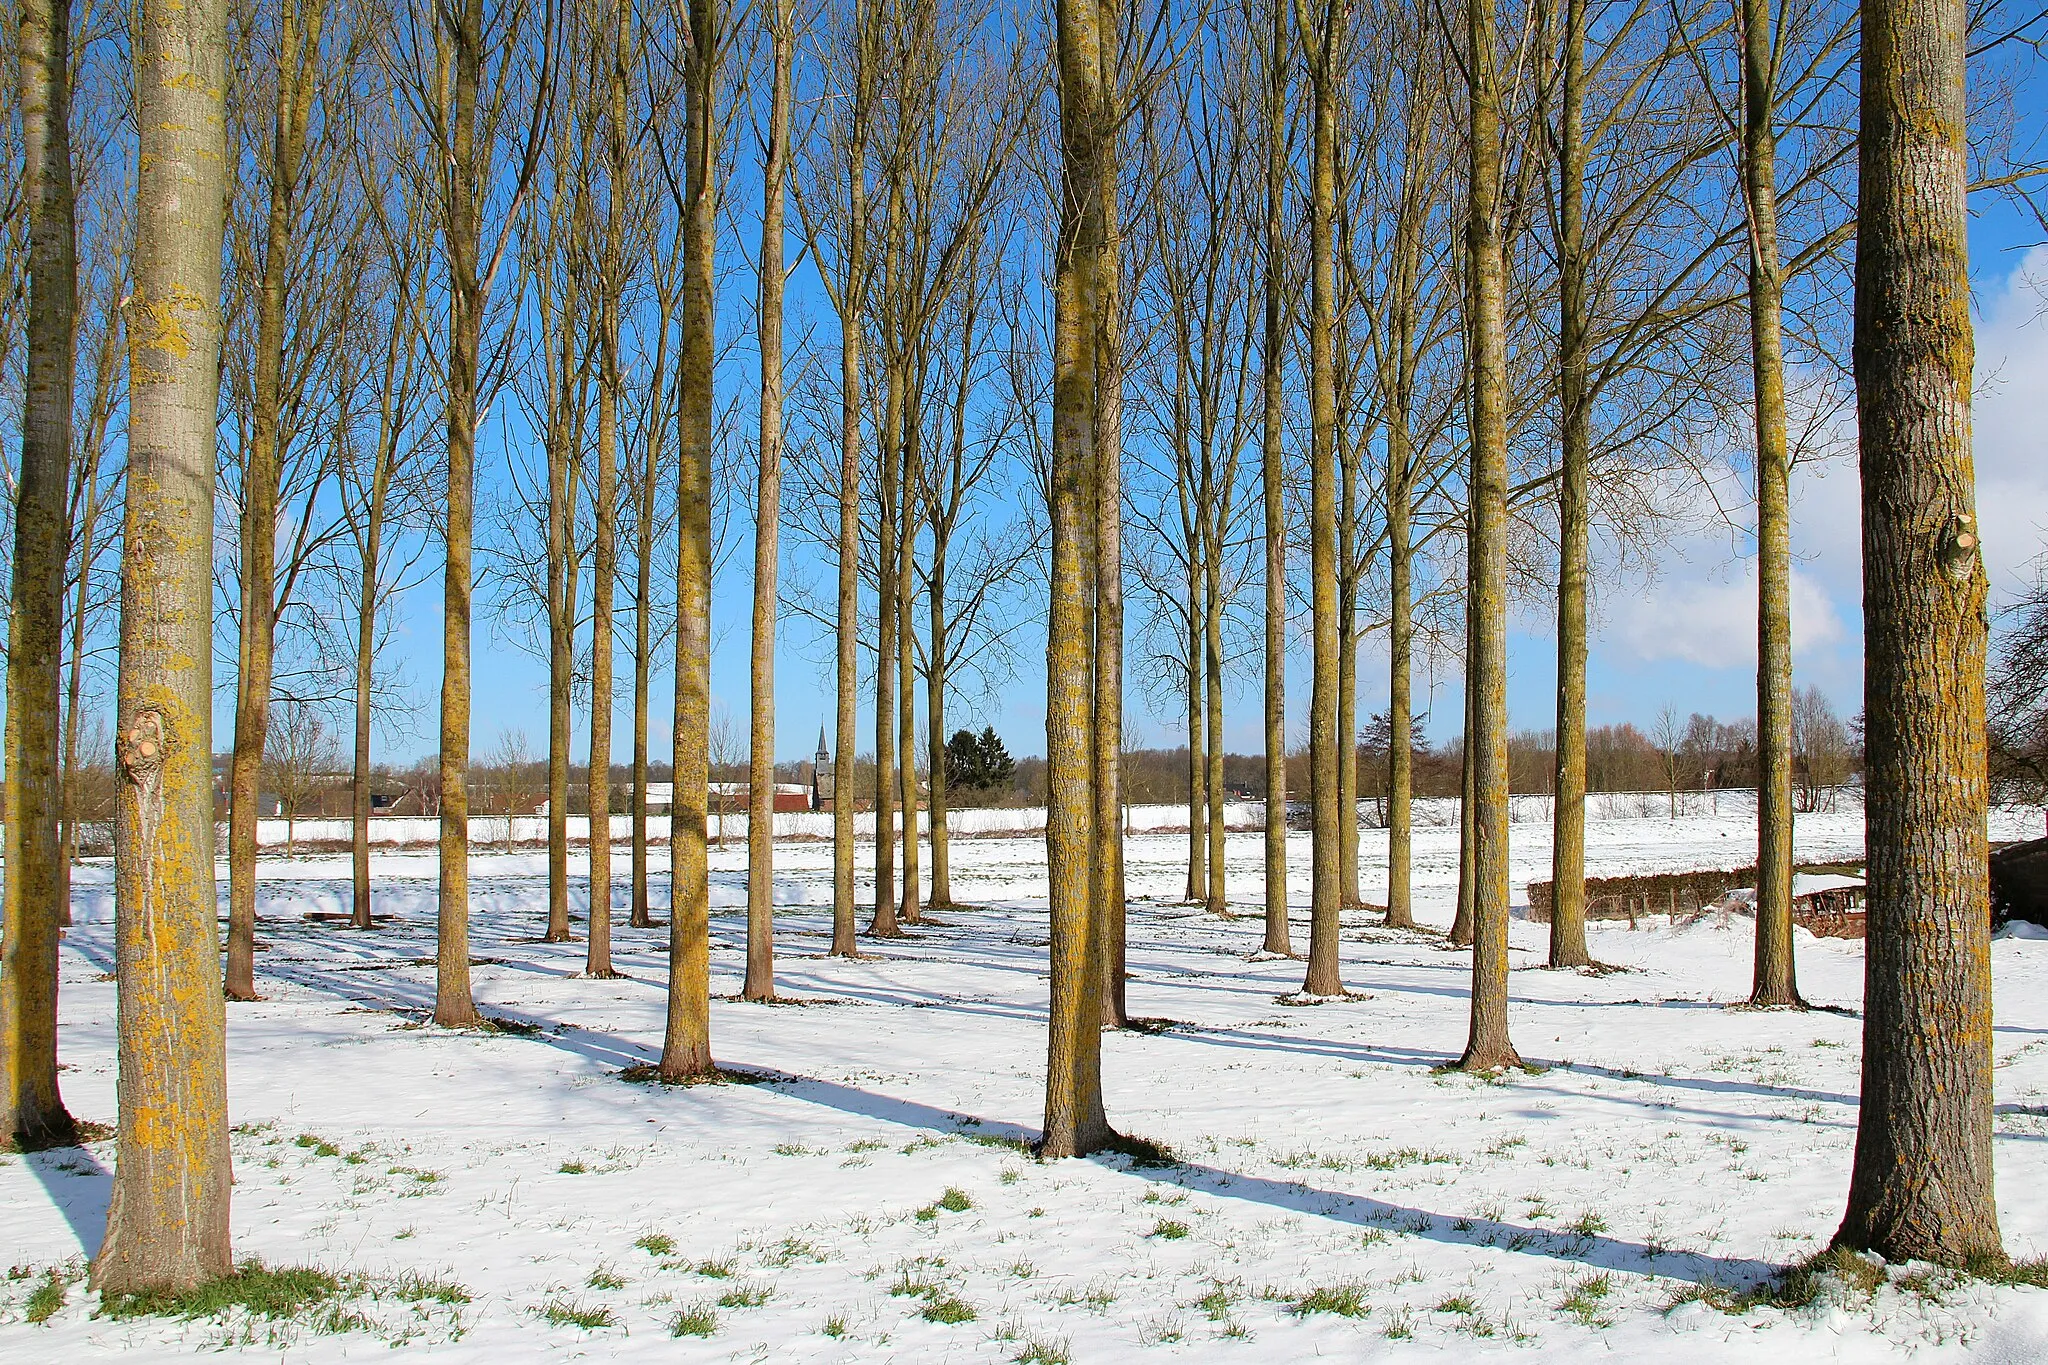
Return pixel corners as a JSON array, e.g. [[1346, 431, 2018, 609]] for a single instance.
[[265, 698, 341, 855]]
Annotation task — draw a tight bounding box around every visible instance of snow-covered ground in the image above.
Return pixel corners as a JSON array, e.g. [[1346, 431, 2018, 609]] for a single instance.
[[7, 804, 2048, 1361]]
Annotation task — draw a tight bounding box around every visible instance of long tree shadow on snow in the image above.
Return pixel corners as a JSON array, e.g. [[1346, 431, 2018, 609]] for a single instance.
[[19, 1143, 110, 1258], [758, 1073, 1784, 1291]]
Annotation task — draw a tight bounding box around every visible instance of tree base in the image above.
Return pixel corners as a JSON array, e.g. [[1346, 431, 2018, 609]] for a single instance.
[[1455, 1043, 1525, 1075], [3, 1106, 82, 1153]]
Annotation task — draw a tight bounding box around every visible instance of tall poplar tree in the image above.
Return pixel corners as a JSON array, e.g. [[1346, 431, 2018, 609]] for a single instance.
[[744, 0, 793, 1001], [1043, 0, 1113, 1158], [1297, 0, 1346, 998], [1456, 0, 1521, 1071], [1833, 0, 2000, 1266], [2, 0, 81, 1151], [660, 0, 724, 1081], [95, 0, 234, 1290]]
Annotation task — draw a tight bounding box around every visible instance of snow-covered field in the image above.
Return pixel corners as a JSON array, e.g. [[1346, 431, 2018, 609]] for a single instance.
[[7, 804, 2048, 1361]]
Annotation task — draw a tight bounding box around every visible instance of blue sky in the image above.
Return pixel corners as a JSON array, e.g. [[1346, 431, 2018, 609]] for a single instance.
[[350, 89, 2048, 771]]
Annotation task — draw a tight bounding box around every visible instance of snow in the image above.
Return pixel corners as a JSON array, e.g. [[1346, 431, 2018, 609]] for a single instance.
[[7, 802, 2048, 1360]]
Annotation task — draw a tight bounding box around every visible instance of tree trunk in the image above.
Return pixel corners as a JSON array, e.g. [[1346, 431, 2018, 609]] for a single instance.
[[1456, 0, 1521, 1072], [435, 0, 485, 1030], [869, 173, 903, 941], [1547, 0, 1592, 970], [3, 0, 80, 1151], [1185, 577, 1206, 904], [1742, 0, 1800, 1008], [829, 21, 871, 958], [227, 0, 323, 1002], [1336, 527, 1360, 909], [660, 0, 721, 1082], [1300, 0, 1345, 998], [1834, 0, 1999, 1265], [1384, 313, 1416, 931], [630, 258, 673, 931], [587, 0, 633, 979], [1260, 0, 1291, 954], [95, 0, 233, 1286], [1203, 523, 1226, 918], [543, 256, 583, 945], [349, 351, 395, 931], [1095, 67, 1129, 1027], [1043, 0, 1112, 1159], [927, 547, 953, 909], [743, 0, 790, 1000], [897, 412, 921, 927]]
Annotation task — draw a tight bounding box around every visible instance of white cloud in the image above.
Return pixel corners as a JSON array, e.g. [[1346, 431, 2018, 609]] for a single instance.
[[1614, 560, 1844, 670], [1973, 245, 2048, 597]]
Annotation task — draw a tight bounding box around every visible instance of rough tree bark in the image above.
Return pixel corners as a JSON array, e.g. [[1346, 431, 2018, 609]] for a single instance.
[[1456, 0, 1521, 1071], [1833, 0, 2000, 1266], [660, 0, 721, 1081], [227, 0, 325, 1001], [1043, 0, 1113, 1159], [3, 0, 80, 1151], [94, 0, 234, 1288]]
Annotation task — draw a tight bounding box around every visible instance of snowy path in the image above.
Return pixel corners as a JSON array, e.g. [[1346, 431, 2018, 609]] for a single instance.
[[6, 807, 2048, 1360]]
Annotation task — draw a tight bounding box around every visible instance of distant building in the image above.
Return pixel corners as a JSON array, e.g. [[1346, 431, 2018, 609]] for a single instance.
[[812, 727, 835, 812]]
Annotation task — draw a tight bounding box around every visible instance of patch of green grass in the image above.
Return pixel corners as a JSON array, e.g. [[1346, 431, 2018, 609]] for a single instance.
[[25, 1269, 67, 1324], [1361, 1146, 1453, 1171], [1435, 1293, 1478, 1316], [1102, 1133, 1177, 1168], [538, 1297, 615, 1329], [1013, 1333, 1071, 1364], [845, 1138, 886, 1153], [293, 1134, 341, 1159], [920, 1293, 976, 1324], [758, 1236, 824, 1268], [694, 1258, 734, 1278], [1567, 1210, 1609, 1238], [557, 1160, 587, 1175], [772, 1142, 812, 1156], [716, 1282, 771, 1309], [1559, 1273, 1612, 1327], [1381, 1307, 1414, 1339], [967, 1132, 1034, 1155], [821, 1312, 850, 1337], [1965, 1253, 2048, 1289], [892, 1270, 943, 1300], [669, 1302, 718, 1337], [1149, 1219, 1190, 1241], [1195, 1286, 1234, 1322], [937, 1187, 972, 1212], [634, 1232, 676, 1257], [1291, 1283, 1370, 1318], [390, 1271, 470, 1305], [586, 1266, 626, 1291], [99, 1261, 347, 1322]]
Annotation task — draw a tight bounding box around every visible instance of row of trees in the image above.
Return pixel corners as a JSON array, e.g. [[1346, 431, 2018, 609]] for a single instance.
[[0, 0, 2033, 1300]]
